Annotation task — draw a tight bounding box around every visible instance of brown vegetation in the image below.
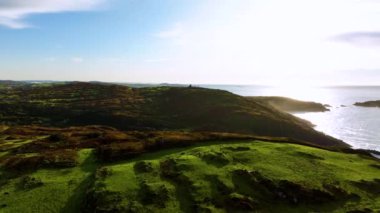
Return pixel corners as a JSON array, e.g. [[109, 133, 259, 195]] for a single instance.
[[0, 82, 347, 148], [2, 149, 78, 171], [0, 124, 371, 167]]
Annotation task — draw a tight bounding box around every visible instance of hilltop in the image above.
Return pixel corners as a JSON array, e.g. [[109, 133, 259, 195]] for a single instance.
[[0, 81, 345, 148]]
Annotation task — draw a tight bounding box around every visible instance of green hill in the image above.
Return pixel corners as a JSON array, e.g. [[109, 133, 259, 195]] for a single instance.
[[0, 82, 346, 148], [0, 139, 379, 213], [86, 142, 380, 213]]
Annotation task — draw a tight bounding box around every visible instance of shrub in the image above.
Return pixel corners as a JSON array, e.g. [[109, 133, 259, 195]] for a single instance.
[[82, 189, 125, 213], [42, 150, 78, 168], [160, 159, 180, 178], [200, 152, 230, 167], [5, 136, 16, 140], [48, 133, 66, 142], [84, 132, 102, 139], [133, 161, 153, 173], [19, 176, 43, 190], [3, 156, 44, 171], [96, 167, 113, 179], [138, 181, 169, 207], [97, 142, 144, 162]]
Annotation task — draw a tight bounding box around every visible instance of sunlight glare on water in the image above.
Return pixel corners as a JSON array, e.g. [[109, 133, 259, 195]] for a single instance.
[[202, 85, 380, 151]]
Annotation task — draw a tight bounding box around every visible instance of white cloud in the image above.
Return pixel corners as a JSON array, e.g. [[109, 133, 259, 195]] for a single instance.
[[71, 57, 84, 63], [0, 0, 107, 29], [143, 0, 380, 85]]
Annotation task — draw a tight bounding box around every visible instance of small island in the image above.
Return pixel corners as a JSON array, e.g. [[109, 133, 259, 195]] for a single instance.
[[248, 96, 330, 113], [354, 100, 380, 108]]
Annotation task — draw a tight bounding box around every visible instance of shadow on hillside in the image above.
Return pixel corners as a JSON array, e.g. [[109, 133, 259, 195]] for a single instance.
[[60, 152, 97, 213], [230, 169, 361, 212], [60, 175, 94, 213], [80, 151, 97, 173], [159, 159, 198, 213]]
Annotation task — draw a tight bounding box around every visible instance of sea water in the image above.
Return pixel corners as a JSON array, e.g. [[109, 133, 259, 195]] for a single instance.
[[201, 85, 380, 151]]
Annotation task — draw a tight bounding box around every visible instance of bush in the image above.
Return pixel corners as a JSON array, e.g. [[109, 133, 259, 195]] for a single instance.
[[97, 142, 145, 162], [3, 156, 44, 171], [133, 161, 153, 173], [96, 167, 113, 179], [19, 176, 43, 190], [201, 152, 230, 167], [42, 150, 78, 168], [48, 133, 66, 142], [5, 136, 16, 140], [138, 181, 169, 207], [160, 159, 180, 178], [84, 132, 102, 139], [82, 189, 125, 213]]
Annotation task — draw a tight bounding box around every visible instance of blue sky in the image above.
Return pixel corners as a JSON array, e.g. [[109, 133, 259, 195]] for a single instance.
[[1, 0, 380, 85], [0, 1, 195, 66]]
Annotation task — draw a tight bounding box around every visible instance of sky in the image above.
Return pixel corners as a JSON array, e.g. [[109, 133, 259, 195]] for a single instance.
[[0, 0, 380, 86]]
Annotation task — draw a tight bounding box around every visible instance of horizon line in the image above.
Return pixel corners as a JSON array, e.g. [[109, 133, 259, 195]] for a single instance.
[[1, 79, 380, 88]]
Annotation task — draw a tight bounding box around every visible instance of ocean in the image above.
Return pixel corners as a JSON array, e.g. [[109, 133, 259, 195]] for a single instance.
[[200, 85, 380, 151]]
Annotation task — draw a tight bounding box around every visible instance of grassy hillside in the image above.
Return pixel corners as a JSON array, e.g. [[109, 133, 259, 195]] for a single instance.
[[0, 149, 96, 213], [0, 125, 338, 169], [249, 96, 330, 112], [87, 142, 380, 213], [0, 81, 346, 148], [0, 140, 379, 213]]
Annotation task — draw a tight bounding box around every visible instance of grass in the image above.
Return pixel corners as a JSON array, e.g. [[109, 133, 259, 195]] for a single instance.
[[0, 149, 97, 213], [88, 141, 380, 213], [0, 135, 379, 212], [0, 151, 8, 158]]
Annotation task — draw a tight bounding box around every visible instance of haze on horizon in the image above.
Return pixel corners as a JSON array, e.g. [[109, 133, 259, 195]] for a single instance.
[[1, 0, 380, 86]]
